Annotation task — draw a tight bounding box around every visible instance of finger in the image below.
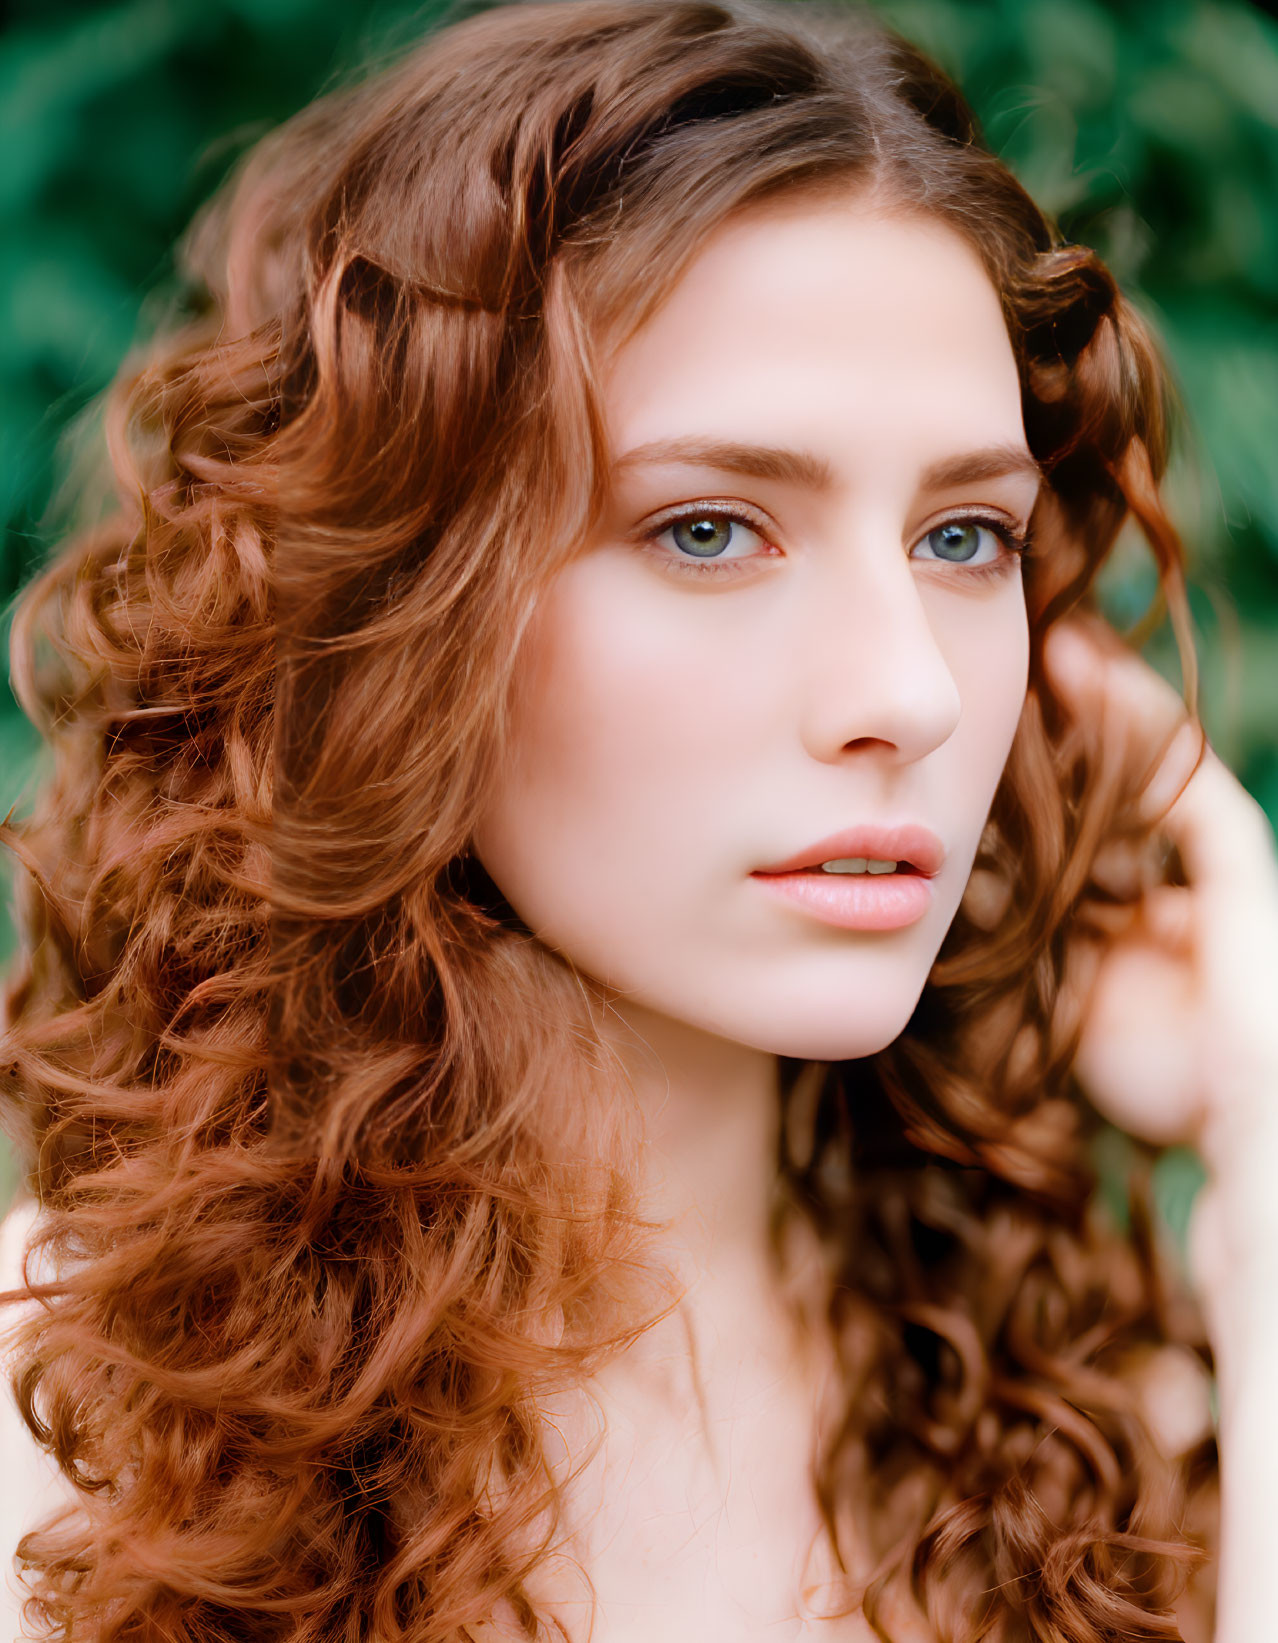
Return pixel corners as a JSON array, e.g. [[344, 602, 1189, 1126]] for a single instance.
[[1152, 737, 1278, 899], [1040, 618, 1190, 782], [1139, 884, 1196, 954], [1089, 835, 1178, 901], [1042, 620, 1277, 897]]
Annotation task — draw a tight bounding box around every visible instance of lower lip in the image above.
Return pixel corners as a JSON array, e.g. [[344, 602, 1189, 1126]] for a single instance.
[[749, 869, 934, 931]]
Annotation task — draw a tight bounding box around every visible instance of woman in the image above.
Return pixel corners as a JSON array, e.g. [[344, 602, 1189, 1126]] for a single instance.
[[1, 1, 1274, 1638]]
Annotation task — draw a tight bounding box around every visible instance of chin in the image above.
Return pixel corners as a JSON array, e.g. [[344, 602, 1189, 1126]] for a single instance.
[[734, 1015, 918, 1063], [650, 980, 930, 1064]]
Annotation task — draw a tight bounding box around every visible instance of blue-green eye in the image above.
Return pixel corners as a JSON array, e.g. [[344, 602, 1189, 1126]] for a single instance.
[[640, 504, 774, 580], [653, 510, 769, 566], [913, 519, 1025, 567]]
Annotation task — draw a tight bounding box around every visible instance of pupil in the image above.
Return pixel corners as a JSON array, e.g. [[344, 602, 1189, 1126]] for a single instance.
[[674, 517, 732, 557], [930, 523, 980, 561]]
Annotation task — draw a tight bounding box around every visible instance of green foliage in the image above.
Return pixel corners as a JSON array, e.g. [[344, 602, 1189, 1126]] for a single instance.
[[1, 0, 1275, 1223]]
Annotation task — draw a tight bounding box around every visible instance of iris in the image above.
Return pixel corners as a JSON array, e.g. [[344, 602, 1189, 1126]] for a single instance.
[[673, 516, 734, 557], [928, 522, 982, 561]]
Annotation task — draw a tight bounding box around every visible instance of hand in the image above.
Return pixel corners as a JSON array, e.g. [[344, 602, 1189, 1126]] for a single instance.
[[1041, 615, 1278, 1189]]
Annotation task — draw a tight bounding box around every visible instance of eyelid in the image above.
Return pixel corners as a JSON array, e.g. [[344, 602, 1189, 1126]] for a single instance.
[[636, 497, 778, 541], [915, 501, 1027, 533]]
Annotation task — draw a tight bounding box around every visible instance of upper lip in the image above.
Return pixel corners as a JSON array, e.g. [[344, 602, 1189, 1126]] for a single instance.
[[752, 823, 946, 877]]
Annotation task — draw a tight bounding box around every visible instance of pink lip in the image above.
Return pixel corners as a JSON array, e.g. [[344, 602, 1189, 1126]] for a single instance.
[[749, 823, 944, 932], [750, 869, 933, 931], [751, 824, 945, 878]]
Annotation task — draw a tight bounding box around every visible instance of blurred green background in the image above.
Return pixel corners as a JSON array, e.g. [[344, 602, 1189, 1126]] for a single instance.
[[2, 0, 1275, 1226]]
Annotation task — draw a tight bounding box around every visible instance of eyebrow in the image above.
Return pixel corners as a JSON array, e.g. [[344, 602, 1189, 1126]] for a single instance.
[[611, 437, 1044, 493]]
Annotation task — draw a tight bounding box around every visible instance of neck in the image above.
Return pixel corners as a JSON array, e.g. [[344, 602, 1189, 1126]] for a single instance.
[[605, 999, 780, 1254], [597, 998, 830, 1375]]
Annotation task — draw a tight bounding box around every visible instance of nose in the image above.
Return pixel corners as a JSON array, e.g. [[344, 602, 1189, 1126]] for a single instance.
[[796, 535, 962, 765]]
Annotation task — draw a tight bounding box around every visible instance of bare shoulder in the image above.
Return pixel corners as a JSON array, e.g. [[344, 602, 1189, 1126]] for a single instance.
[[0, 1196, 76, 1642]]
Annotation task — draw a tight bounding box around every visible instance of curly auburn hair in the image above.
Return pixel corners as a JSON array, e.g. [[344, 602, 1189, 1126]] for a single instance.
[[1, 1, 1218, 1638]]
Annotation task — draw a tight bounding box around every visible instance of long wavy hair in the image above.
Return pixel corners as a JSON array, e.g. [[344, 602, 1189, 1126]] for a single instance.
[[1, 1, 1218, 1638]]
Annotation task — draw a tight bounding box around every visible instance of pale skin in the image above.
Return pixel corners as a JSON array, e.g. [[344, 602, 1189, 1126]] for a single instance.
[[1, 196, 1273, 1643], [469, 194, 1278, 1640]]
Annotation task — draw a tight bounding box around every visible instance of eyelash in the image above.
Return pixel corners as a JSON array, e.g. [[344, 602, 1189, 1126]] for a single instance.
[[639, 503, 1033, 583]]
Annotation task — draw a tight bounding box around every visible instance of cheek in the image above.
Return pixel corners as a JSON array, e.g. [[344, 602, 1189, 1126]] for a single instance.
[[469, 560, 734, 983], [509, 570, 730, 811]]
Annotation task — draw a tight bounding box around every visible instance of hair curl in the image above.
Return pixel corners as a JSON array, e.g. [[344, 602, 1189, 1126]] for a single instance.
[[1, 2, 1217, 1639]]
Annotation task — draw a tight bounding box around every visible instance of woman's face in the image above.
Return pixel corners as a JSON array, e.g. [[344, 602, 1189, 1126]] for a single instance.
[[472, 194, 1040, 1061]]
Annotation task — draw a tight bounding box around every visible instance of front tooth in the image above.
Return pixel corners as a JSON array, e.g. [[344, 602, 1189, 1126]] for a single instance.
[[866, 859, 897, 874], [820, 857, 868, 873]]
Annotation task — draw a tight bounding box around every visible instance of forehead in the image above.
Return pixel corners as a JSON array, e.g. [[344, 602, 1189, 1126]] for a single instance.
[[601, 195, 1025, 482]]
